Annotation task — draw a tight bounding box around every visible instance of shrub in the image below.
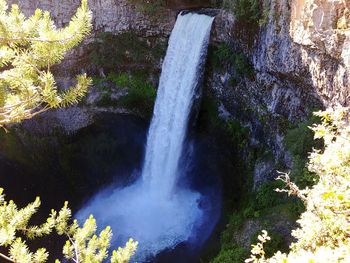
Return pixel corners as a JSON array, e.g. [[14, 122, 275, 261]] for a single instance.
[[284, 115, 322, 188], [259, 0, 270, 26], [212, 246, 249, 263], [233, 53, 255, 78], [255, 181, 285, 210], [247, 106, 350, 262], [0, 188, 137, 263], [251, 230, 286, 258]]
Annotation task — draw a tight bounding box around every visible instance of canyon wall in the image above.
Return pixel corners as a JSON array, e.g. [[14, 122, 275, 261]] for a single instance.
[[5, 0, 349, 171], [7, 0, 348, 109], [210, 0, 349, 185], [290, 0, 349, 105], [7, 0, 175, 34]]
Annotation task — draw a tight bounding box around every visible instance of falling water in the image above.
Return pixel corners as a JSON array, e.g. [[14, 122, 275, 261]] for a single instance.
[[77, 12, 215, 261], [142, 12, 214, 198]]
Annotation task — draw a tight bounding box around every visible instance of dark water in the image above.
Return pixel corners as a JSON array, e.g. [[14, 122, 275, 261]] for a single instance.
[[0, 113, 224, 262]]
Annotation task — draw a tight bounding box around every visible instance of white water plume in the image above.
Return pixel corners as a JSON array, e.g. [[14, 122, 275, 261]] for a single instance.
[[77, 12, 214, 261]]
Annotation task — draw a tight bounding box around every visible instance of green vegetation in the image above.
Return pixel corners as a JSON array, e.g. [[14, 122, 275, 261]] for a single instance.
[[212, 212, 249, 263], [223, 0, 260, 24], [213, 112, 326, 263], [211, 43, 255, 81], [250, 230, 286, 258], [0, 0, 92, 127], [88, 31, 167, 72], [0, 1, 137, 262], [212, 244, 249, 263], [94, 72, 156, 116], [213, 178, 304, 263], [198, 97, 250, 149], [226, 119, 250, 150], [0, 188, 137, 263], [284, 115, 322, 188], [247, 106, 350, 262]]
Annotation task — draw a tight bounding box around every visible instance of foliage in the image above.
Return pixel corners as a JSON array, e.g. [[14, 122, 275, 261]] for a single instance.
[[247, 106, 350, 262], [94, 72, 156, 116], [212, 43, 254, 80], [226, 119, 250, 150], [212, 43, 232, 69], [245, 230, 271, 263], [89, 31, 166, 72], [0, 188, 138, 263], [198, 97, 250, 149], [250, 230, 285, 258], [212, 212, 249, 263], [243, 180, 304, 220], [254, 181, 285, 210], [0, 1, 138, 262], [0, 0, 93, 127], [212, 245, 249, 263], [212, 178, 302, 262], [223, 0, 260, 24], [284, 115, 322, 188]]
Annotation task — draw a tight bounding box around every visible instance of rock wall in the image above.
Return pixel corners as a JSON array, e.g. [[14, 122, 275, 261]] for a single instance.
[[7, 0, 175, 35], [4, 0, 349, 158], [290, 0, 350, 106], [5, 0, 177, 133], [212, 0, 349, 119], [209, 0, 349, 185]]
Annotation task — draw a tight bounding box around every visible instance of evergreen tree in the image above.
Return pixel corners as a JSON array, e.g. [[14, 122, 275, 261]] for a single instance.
[[0, 1, 138, 262], [0, 0, 92, 127], [0, 189, 137, 263]]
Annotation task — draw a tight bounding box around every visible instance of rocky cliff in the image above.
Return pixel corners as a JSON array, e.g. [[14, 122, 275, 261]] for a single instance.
[[6, 0, 177, 133], [291, 0, 349, 105], [209, 0, 349, 186], [8, 0, 175, 34], [5, 0, 349, 166]]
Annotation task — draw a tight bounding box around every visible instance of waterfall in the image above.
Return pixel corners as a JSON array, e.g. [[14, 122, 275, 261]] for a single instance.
[[77, 13, 214, 261], [142, 13, 214, 198]]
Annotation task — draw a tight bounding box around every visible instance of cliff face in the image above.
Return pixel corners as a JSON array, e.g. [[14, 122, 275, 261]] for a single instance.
[[4, 0, 349, 158], [5, 0, 177, 133], [213, 0, 349, 117], [210, 0, 349, 185], [290, 0, 350, 105], [6, 0, 349, 113], [7, 0, 175, 34]]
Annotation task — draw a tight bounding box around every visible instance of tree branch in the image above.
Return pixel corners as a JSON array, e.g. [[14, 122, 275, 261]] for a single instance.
[[0, 252, 15, 263]]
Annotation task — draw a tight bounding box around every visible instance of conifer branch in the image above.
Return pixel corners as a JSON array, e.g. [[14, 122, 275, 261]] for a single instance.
[[0, 252, 15, 263], [0, 0, 93, 126], [0, 0, 138, 261]]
